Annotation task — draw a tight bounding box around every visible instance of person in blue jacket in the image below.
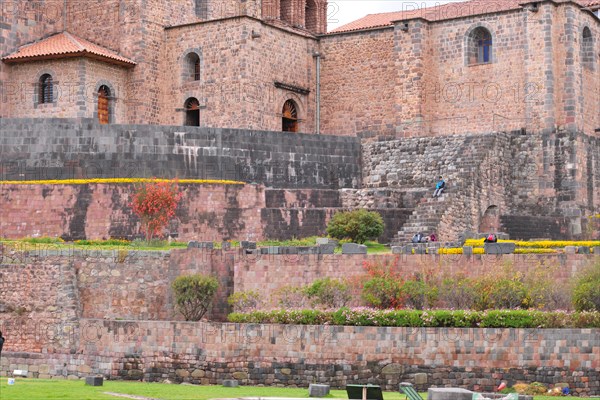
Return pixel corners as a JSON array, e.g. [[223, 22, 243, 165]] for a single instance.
[[433, 176, 446, 197]]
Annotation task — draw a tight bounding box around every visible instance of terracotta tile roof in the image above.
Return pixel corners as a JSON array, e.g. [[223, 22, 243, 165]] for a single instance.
[[2, 32, 136, 67], [330, 0, 600, 33]]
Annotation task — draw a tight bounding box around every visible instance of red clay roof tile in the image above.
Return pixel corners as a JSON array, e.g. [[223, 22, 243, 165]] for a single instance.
[[2, 32, 136, 67], [330, 0, 599, 33]]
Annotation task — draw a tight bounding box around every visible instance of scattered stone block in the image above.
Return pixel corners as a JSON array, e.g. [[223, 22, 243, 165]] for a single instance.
[[427, 387, 473, 400], [342, 243, 367, 254], [280, 246, 299, 254], [187, 241, 213, 249], [298, 246, 318, 255], [414, 245, 427, 254], [391, 246, 402, 254], [578, 246, 590, 254], [85, 376, 103, 386], [593, 247, 600, 255], [484, 243, 516, 254], [241, 241, 256, 249], [318, 244, 335, 254], [223, 379, 239, 387], [463, 246, 473, 255], [316, 238, 338, 246], [267, 246, 280, 255], [404, 245, 414, 254], [414, 373, 428, 385], [221, 242, 231, 251], [13, 370, 28, 377], [564, 246, 577, 254], [309, 383, 330, 397]]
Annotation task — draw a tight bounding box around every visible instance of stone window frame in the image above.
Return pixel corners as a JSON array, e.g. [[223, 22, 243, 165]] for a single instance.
[[92, 80, 117, 124], [279, 95, 304, 132], [195, 0, 208, 19], [464, 23, 496, 66], [183, 96, 201, 127], [181, 48, 203, 85], [581, 25, 595, 71], [305, 0, 319, 32], [34, 69, 58, 108]]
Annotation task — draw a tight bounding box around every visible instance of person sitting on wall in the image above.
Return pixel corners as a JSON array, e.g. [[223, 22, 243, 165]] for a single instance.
[[484, 233, 498, 243], [412, 232, 423, 243], [429, 233, 437, 242], [433, 176, 446, 197]]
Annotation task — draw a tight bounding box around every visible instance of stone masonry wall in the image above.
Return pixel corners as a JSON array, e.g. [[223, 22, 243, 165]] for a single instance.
[[0, 118, 361, 189], [362, 130, 600, 240], [163, 17, 319, 133], [1, 250, 599, 392], [0, 319, 598, 394]]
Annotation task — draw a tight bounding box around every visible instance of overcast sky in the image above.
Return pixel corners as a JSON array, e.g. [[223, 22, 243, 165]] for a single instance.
[[327, 0, 455, 31]]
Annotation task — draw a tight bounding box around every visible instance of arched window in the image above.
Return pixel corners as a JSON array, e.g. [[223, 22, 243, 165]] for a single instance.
[[582, 27, 594, 69], [39, 74, 53, 104], [282, 100, 298, 132], [185, 52, 201, 82], [97, 85, 111, 124], [280, 0, 293, 24], [195, 0, 208, 19], [305, 0, 318, 32], [467, 27, 493, 64], [184, 97, 200, 127]]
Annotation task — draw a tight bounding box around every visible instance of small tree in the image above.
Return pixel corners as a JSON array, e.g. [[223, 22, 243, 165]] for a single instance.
[[573, 262, 600, 312], [130, 179, 182, 241], [172, 274, 219, 321], [326, 210, 384, 244], [304, 278, 351, 308]]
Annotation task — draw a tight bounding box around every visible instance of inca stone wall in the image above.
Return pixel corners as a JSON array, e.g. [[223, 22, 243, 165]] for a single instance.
[[361, 130, 600, 241], [1, 251, 599, 392], [0, 118, 361, 189]]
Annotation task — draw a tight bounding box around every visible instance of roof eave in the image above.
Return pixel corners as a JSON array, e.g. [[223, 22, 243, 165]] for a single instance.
[[2, 52, 136, 68]]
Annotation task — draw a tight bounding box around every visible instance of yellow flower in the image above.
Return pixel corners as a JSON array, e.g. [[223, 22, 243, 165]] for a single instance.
[[0, 178, 245, 185]]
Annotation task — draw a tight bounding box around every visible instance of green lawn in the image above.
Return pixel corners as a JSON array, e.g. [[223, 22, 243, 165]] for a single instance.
[[0, 378, 562, 400], [0, 378, 416, 400], [0, 237, 392, 254]]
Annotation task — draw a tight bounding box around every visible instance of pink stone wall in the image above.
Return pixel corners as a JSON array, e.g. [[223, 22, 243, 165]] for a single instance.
[[162, 18, 318, 132], [0, 183, 266, 241], [320, 29, 397, 136]]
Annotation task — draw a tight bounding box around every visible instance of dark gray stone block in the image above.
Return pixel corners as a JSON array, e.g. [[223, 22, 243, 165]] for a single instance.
[[578, 246, 590, 254], [318, 244, 336, 254], [463, 246, 473, 255], [391, 246, 403, 254], [342, 243, 367, 254], [484, 242, 516, 254], [187, 241, 199, 249], [241, 241, 256, 249], [85, 376, 103, 386], [221, 241, 231, 250], [223, 379, 239, 387], [309, 383, 330, 397]]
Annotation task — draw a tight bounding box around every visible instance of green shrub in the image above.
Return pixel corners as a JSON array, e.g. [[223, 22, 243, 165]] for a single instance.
[[438, 276, 478, 310], [228, 308, 600, 328], [573, 262, 600, 311], [304, 278, 351, 308], [362, 277, 402, 309], [172, 274, 219, 321], [399, 280, 438, 310], [326, 210, 384, 244], [227, 290, 263, 313], [272, 285, 308, 309]]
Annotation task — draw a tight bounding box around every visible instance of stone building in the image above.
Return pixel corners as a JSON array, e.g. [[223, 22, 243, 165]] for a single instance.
[[1, 0, 599, 240]]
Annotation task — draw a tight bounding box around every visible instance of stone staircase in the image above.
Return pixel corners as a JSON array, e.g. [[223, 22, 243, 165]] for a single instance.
[[392, 193, 450, 244]]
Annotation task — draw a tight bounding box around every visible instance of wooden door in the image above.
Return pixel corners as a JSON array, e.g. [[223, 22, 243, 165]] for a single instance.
[[98, 87, 109, 124]]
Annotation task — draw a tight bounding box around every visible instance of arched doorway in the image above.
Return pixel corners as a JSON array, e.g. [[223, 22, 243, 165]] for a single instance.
[[97, 85, 111, 124], [282, 99, 298, 132], [184, 97, 200, 126], [479, 205, 500, 233]]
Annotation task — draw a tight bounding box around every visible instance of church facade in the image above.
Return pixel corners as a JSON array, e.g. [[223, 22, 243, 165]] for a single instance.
[[1, 0, 599, 138]]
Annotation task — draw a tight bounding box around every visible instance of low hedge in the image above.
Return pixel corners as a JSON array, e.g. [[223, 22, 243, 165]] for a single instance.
[[228, 308, 600, 328]]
